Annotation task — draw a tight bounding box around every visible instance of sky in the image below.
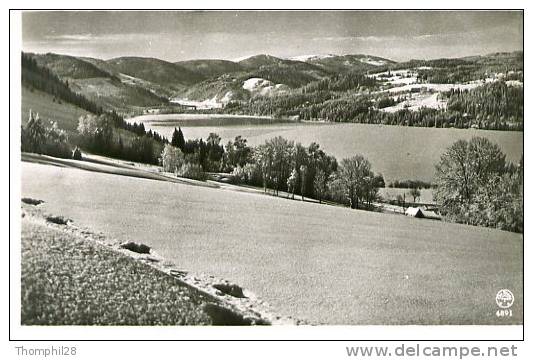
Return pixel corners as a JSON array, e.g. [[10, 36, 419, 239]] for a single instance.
[[22, 11, 523, 62]]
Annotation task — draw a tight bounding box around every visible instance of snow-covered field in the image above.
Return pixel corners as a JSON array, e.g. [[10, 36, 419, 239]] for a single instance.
[[288, 54, 335, 62], [370, 69, 418, 86], [369, 68, 522, 113], [242, 77, 289, 96], [383, 81, 481, 94], [359, 57, 389, 66], [170, 93, 234, 110], [22, 161, 523, 325], [376, 79, 505, 113], [381, 93, 446, 112]]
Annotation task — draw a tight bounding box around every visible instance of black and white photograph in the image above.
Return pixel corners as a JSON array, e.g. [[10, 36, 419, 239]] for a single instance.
[[8, 7, 527, 348]]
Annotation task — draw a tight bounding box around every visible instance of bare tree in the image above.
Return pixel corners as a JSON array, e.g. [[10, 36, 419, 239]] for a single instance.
[[337, 155, 375, 209], [409, 188, 421, 203], [287, 168, 298, 199]]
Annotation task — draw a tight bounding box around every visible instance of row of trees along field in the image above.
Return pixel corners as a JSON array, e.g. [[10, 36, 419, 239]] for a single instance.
[[22, 112, 522, 232], [76, 114, 168, 164], [21, 110, 169, 165], [161, 132, 523, 232], [163, 129, 385, 209], [21, 110, 71, 159]]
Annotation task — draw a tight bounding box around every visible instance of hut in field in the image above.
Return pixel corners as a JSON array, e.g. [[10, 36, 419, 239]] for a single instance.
[[405, 207, 424, 218], [405, 207, 441, 220]]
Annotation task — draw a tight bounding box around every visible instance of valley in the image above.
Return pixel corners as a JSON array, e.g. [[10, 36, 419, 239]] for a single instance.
[[19, 47, 524, 326], [25, 51, 523, 130]]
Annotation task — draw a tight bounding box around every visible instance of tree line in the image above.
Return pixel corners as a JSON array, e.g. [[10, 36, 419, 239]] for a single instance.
[[76, 114, 164, 164], [161, 132, 385, 209], [161, 131, 523, 232], [21, 110, 71, 158], [21, 110, 168, 165], [444, 81, 523, 128], [388, 179, 432, 189]]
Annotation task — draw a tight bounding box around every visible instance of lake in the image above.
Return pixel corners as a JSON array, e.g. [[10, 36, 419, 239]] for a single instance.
[[127, 114, 524, 182]]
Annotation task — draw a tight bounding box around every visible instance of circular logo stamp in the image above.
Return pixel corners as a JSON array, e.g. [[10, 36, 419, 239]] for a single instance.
[[496, 289, 514, 309]]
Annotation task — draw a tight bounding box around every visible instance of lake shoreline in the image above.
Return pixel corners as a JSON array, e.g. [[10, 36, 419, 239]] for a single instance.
[[122, 115, 523, 183]]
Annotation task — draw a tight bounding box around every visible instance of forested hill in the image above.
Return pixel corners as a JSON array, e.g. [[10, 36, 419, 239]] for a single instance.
[[176, 59, 245, 78], [25, 52, 170, 112], [223, 51, 523, 131], [21, 52, 170, 166], [21, 52, 158, 136], [22, 52, 104, 115], [106, 57, 206, 87], [24, 50, 523, 131], [29, 52, 116, 80]]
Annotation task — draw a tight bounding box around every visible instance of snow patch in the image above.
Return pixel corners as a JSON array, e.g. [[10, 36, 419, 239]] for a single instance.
[[242, 77, 288, 96], [243, 77, 273, 91], [369, 69, 419, 86], [381, 93, 447, 113], [170, 92, 234, 110], [232, 54, 255, 62], [381, 82, 484, 94], [220, 91, 234, 103], [289, 54, 335, 62], [506, 80, 523, 87], [359, 58, 388, 66]]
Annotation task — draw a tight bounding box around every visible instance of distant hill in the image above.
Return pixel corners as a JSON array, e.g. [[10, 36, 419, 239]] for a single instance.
[[235, 54, 331, 88], [27, 53, 169, 112], [245, 63, 328, 88], [177, 75, 250, 104], [176, 59, 244, 79], [80, 56, 122, 76], [67, 77, 168, 112], [21, 51, 171, 169], [24, 51, 523, 126], [238, 54, 299, 69], [29, 52, 115, 79], [175, 55, 333, 103], [22, 53, 104, 115], [21, 53, 104, 133], [463, 51, 523, 71], [106, 56, 205, 88], [307, 54, 396, 73]]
